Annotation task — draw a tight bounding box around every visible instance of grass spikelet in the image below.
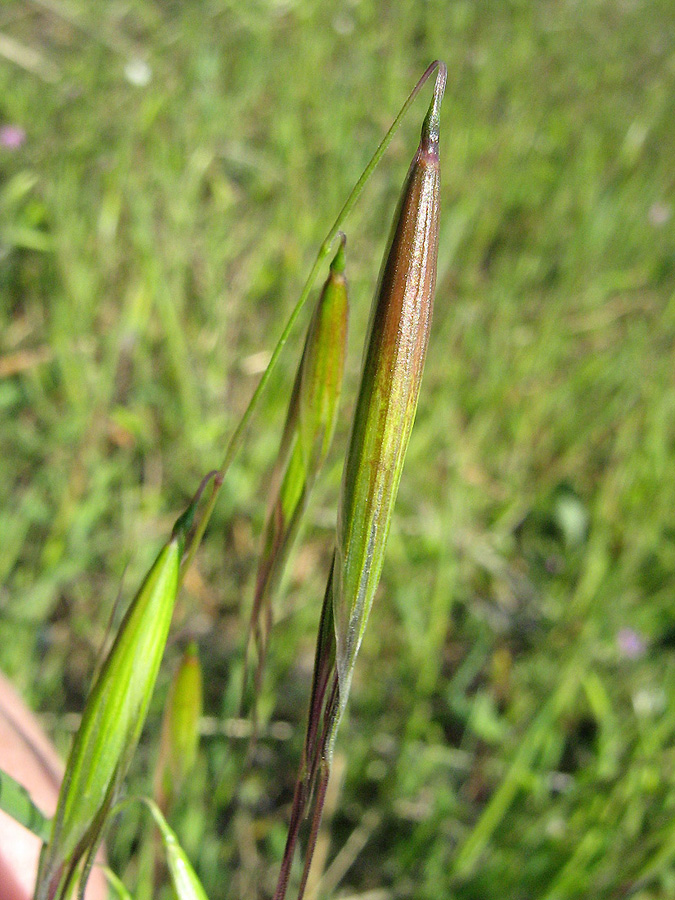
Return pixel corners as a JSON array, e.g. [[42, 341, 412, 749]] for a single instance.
[[242, 237, 348, 728], [272, 61, 446, 900], [34, 476, 217, 900], [0, 768, 52, 842], [154, 641, 203, 813], [332, 66, 444, 725]]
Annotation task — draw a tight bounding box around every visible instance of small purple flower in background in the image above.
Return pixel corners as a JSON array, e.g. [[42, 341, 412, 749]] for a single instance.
[[617, 627, 647, 660], [0, 125, 26, 150]]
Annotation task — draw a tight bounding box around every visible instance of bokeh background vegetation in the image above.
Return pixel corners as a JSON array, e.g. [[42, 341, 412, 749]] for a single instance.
[[1, 1, 675, 898]]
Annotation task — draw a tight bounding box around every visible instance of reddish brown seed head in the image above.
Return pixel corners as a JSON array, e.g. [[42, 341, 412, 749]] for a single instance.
[[332, 65, 445, 729]]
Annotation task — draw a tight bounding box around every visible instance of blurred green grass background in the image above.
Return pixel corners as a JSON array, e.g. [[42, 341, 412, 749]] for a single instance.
[[1, 1, 675, 898]]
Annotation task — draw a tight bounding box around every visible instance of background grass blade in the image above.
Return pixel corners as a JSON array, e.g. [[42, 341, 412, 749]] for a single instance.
[[0, 767, 52, 842], [141, 798, 210, 900], [104, 867, 135, 900]]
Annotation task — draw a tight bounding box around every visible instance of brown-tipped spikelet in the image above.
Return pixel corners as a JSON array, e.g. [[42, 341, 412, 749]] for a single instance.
[[273, 63, 446, 900], [242, 237, 348, 718], [331, 63, 445, 740]]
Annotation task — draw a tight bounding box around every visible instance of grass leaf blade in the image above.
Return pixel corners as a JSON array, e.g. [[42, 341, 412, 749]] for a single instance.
[[104, 867, 135, 900], [0, 766, 52, 842], [142, 798, 210, 900]]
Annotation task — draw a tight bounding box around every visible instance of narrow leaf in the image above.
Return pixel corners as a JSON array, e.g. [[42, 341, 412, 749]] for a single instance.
[[142, 798, 210, 900], [104, 867, 135, 900], [0, 766, 51, 842]]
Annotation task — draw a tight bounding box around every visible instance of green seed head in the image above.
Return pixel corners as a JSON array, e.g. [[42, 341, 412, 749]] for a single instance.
[[243, 240, 349, 715], [35, 488, 207, 900], [155, 641, 203, 809], [298, 233, 349, 476]]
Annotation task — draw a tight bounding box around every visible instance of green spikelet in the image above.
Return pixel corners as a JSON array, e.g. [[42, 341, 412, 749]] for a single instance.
[[155, 641, 203, 811], [34, 483, 210, 900], [242, 237, 348, 720]]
